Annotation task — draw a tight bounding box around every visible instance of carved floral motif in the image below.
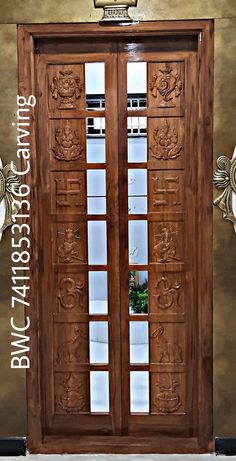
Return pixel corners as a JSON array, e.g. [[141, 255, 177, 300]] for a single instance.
[[50, 70, 82, 109], [149, 63, 182, 108], [57, 373, 86, 413], [153, 273, 181, 310], [153, 225, 180, 263], [151, 119, 182, 160], [57, 227, 84, 263], [52, 121, 83, 161], [151, 324, 183, 363], [154, 373, 181, 414]]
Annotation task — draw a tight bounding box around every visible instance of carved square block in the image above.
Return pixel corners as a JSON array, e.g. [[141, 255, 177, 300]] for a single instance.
[[48, 64, 85, 111], [52, 223, 87, 265], [149, 222, 184, 265], [148, 62, 184, 114], [149, 272, 184, 314], [54, 322, 89, 367], [148, 117, 184, 169], [54, 372, 89, 414], [148, 170, 184, 213], [49, 119, 86, 168], [50, 171, 86, 214], [56, 272, 88, 313], [150, 372, 186, 414], [150, 322, 185, 365]]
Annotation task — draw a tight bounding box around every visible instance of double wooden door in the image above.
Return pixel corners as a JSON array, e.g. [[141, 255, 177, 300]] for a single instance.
[[19, 21, 213, 454]]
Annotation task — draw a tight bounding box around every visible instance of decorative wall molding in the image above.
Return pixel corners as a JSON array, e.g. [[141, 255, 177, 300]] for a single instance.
[[94, 0, 138, 23], [213, 146, 236, 232], [0, 158, 21, 241]]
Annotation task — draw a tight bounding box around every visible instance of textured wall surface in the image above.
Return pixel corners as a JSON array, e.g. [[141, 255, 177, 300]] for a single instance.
[[0, 0, 235, 438]]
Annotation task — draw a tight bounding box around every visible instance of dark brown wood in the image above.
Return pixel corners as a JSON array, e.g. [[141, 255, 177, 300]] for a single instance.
[[18, 20, 213, 454]]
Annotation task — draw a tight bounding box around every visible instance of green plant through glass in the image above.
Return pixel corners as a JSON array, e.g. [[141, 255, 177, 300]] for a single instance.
[[129, 271, 148, 314]]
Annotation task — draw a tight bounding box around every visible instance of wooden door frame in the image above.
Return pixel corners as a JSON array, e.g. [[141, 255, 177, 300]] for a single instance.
[[18, 20, 213, 454]]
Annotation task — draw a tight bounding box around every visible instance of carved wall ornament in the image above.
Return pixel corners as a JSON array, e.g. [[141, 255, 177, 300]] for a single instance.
[[154, 373, 181, 414], [153, 225, 180, 263], [52, 121, 83, 161], [152, 175, 181, 208], [149, 63, 182, 108], [50, 70, 83, 109], [57, 227, 84, 263], [56, 327, 86, 365], [94, 0, 138, 23], [151, 324, 183, 363], [154, 273, 181, 310], [213, 146, 236, 232], [0, 158, 22, 241], [57, 373, 86, 413], [151, 119, 182, 160], [55, 177, 82, 208], [57, 277, 84, 310]]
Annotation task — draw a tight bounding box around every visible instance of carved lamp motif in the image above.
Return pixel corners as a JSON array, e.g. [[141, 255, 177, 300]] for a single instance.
[[213, 146, 236, 232], [94, 0, 138, 23], [0, 158, 21, 241]]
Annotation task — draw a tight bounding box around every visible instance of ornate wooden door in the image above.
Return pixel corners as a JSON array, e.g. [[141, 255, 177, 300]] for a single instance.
[[19, 21, 213, 454]]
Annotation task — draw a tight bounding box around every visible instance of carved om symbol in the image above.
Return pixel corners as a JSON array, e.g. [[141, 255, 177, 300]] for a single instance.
[[58, 277, 84, 310]]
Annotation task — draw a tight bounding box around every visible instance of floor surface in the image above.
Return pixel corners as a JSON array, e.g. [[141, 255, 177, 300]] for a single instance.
[[1, 455, 236, 460]]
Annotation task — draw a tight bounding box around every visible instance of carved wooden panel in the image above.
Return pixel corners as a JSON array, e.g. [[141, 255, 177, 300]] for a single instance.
[[54, 322, 89, 367], [148, 170, 184, 213], [54, 372, 90, 414], [149, 272, 184, 314], [52, 224, 87, 265], [148, 117, 184, 169], [50, 172, 86, 214], [150, 372, 186, 414], [150, 323, 185, 364], [149, 222, 184, 264], [49, 119, 86, 168], [48, 65, 85, 111], [148, 62, 184, 114], [56, 273, 88, 313]]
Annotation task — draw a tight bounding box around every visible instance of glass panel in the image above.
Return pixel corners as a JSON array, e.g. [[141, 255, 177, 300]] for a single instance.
[[129, 271, 148, 314], [128, 220, 148, 265], [89, 271, 108, 315], [87, 137, 106, 164], [128, 117, 147, 136], [130, 371, 149, 413], [88, 221, 107, 265], [130, 322, 149, 364], [87, 197, 106, 215], [89, 322, 108, 364], [87, 170, 106, 197], [127, 62, 147, 110], [128, 137, 147, 163], [128, 169, 147, 196], [85, 63, 105, 111], [128, 196, 147, 214], [90, 371, 109, 413]]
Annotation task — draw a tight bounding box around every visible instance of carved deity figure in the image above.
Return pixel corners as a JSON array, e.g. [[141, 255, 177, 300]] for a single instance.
[[151, 118, 182, 160], [0, 160, 21, 240], [57, 228, 83, 263], [58, 373, 86, 413], [149, 63, 182, 107], [155, 373, 181, 414], [153, 226, 180, 263], [50, 70, 82, 109], [56, 327, 86, 364], [151, 324, 183, 363], [154, 274, 181, 310], [52, 121, 83, 161]]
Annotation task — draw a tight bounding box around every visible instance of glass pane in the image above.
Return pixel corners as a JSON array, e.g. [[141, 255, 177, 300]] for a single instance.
[[87, 170, 106, 197], [87, 137, 106, 163], [88, 221, 107, 265], [128, 137, 147, 163], [129, 220, 148, 264], [89, 271, 108, 315], [128, 169, 147, 196], [90, 371, 109, 413], [85, 63, 105, 111], [128, 196, 147, 214], [129, 271, 148, 314], [128, 117, 147, 136], [89, 322, 108, 364], [130, 322, 149, 364], [127, 62, 147, 110], [87, 197, 106, 215], [130, 371, 149, 413]]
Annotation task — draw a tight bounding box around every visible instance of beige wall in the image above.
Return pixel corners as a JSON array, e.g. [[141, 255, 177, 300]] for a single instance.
[[0, 0, 235, 437]]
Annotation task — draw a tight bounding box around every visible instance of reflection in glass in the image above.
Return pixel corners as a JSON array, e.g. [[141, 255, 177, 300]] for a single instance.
[[87, 170, 106, 197], [90, 371, 109, 413], [85, 63, 105, 111], [129, 271, 148, 314], [89, 271, 108, 314], [128, 117, 147, 136], [128, 197, 147, 214], [130, 371, 149, 413], [128, 137, 147, 163], [87, 197, 106, 215], [128, 221, 148, 264], [128, 169, 147, 215], [89, 322, 108, 364], [88, 221, 107, 265], [87, 138, 106, 163], [130, 322, 149, 364], [127, 62, 147, 109]]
